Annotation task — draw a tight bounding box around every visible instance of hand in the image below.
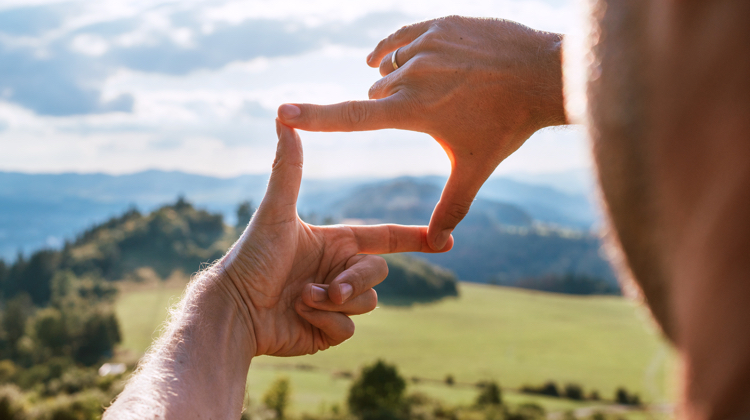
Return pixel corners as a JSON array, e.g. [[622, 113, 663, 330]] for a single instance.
[[277, 16, 567, 250], [221, 121, 452, 357]]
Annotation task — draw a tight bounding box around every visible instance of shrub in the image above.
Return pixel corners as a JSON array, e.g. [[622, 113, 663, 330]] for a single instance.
[[520, 381, 559, 397], [563, 383, 584, 400], [475, 381, 502, 406], [615, 387, 641, 406], [0, 384, 26, 420], [0, 360, 18, 384], [348, 360, 406, 420], [263, 377, 290, 420], [444, 375, 454, 386], [30, 389, 105, 420], [507, 403, 545, 420]]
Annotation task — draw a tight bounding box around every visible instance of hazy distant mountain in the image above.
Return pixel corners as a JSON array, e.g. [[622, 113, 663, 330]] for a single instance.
[[329, 178, 533, 228], [0, 171, 369, 259], [325, 178, 615, 284], [504, 169, 597, 196], [0, 170, 602, 266]]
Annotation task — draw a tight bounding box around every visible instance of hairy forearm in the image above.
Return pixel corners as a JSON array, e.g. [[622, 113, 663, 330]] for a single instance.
[[104, 266, 255, 420]]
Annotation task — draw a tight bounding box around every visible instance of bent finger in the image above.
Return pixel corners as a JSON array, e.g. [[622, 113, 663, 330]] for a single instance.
[[327, 255, 387, 305], [367, 20, 432, 68], [368, 70, 403, 100], [350, 224, 453, 255], [277, 96, 405, 132], [302, 283, 378, 314], [295, 301, 355, 349], [378, 36, 424, 77]]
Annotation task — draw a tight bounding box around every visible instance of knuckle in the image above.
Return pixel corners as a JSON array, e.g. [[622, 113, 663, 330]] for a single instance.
[[343, 101, 368, 125], [445, 201, 472, 222], [394, 24, 410, 39], [388, 227, 399, 253], [348, 269, 365, 291]]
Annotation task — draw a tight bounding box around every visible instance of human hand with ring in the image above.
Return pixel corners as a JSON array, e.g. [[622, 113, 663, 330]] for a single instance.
[[278, 16, 568, 251]]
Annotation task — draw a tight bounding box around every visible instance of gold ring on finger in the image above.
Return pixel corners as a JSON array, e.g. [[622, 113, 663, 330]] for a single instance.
[[392, 47, 401, 70]]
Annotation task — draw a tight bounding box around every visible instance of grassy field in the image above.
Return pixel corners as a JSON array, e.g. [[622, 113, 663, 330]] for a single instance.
[[115, 282, 676, 415]]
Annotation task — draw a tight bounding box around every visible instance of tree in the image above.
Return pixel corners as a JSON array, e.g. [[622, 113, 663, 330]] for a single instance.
[[615, 387, 640, 406], [33, 308, 68, 355], [348, 360, 406, 420], [263, 377, 290, 419], [236, 201, 255, 229], [475, 381, 502, 406], [17, 250, 59, 305], [74, 311, 121, 366], [2, 294, 33, 357], [563, 383, 583, 400]]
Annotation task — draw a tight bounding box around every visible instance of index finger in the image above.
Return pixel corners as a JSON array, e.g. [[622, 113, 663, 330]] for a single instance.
[[349, 224, 453, 254], [277, 95, 405, 132]]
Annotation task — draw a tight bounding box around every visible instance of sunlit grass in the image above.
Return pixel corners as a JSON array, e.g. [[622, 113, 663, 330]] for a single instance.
[[115, 282, 677, 415]]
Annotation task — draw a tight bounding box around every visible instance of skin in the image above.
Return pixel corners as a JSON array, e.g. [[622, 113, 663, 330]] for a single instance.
[[280, 5, 750, 420], [103, 121, 452, 419], [277, 16, 567, 251], [106, 2, 750, 418]]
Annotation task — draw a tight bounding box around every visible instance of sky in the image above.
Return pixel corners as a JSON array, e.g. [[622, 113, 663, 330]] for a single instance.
[[0, 0, 590, 178]]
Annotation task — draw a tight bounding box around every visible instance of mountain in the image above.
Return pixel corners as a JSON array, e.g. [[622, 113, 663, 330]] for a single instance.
[[325, 178, 616, 285], [0, 171, 610, 281], [328, 178, 533, 228], [0, 200, 458, 307], [0, 171, 369, 260]]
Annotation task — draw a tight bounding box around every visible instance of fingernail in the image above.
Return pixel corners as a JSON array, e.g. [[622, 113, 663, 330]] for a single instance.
[[279, 104, 301, 120], [366, 52, 372, 63], [275, 119, 282, 137], [339, 283, 353, 302], [434, 229, 453, 250], [311, 285, 327, 302]]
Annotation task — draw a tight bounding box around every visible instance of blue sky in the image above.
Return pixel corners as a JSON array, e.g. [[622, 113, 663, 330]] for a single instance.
[[0, 0, 590, 178]]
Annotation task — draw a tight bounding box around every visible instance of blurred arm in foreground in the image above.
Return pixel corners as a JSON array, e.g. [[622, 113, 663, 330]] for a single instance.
[[280, 4, 750, 419], [102, 121, 452, 420]]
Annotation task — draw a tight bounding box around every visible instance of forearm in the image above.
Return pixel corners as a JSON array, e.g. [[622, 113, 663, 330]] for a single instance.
[[104, 266, 255, 420]]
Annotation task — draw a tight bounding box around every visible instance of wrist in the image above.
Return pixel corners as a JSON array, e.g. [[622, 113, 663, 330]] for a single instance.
[[534, 32, 568, 128], [202, 263, 259, 359]]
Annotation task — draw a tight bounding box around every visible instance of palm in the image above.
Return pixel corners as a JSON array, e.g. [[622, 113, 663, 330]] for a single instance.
[[238, 220, 362, 356]]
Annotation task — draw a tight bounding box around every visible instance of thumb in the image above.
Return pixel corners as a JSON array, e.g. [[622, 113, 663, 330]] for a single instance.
[[254, 120, 304, 223], [427, 168, 485, 251]]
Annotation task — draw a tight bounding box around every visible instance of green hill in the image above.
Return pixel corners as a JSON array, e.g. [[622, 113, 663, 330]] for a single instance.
[[115, 282, 676, 414]]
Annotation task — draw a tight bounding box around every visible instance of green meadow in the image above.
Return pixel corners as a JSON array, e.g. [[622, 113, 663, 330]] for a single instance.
[[115, 282, 676, 414]]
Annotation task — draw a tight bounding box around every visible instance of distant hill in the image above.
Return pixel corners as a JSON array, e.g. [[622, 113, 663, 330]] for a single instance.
[[330, 179, 533, 228], [0, 171, 368, 260], [379, 254, 459, 304], [327, 178, 616, 285], [0, 199, 458, 306], [0, 170, 607, 286]]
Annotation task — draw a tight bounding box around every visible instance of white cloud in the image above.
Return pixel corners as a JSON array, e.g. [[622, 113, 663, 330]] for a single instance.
[[0, 0, 590, 178], [70, 33, 109, 56]]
